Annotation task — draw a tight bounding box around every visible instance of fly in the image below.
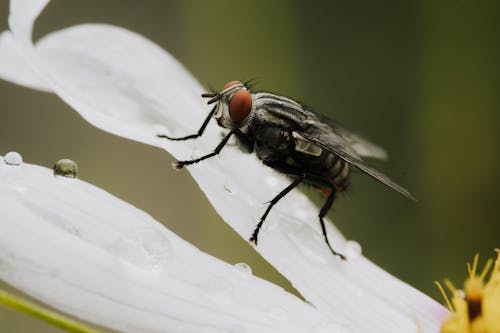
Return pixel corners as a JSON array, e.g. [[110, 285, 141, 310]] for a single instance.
[[158, 80, 415, 260]]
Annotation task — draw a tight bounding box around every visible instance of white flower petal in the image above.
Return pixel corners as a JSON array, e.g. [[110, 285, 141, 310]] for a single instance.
[[0, 31, 51, 91], [8, 0, 49, 42], [0, 156, 329, 333], [34, 24, 209, 152], [3, 0, 448, 332]]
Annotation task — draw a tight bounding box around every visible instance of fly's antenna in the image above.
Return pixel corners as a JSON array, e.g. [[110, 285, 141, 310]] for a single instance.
[[201, 92, 220, 105], [201, 84, 221, 104]]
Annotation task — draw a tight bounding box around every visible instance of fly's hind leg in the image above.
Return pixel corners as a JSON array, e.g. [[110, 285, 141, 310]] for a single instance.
[[254, 160, 346, 260], [318, 188, 346, 260]]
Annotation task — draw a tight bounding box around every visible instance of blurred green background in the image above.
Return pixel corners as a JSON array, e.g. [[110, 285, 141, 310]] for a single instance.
[[0, 0, 499, 331]]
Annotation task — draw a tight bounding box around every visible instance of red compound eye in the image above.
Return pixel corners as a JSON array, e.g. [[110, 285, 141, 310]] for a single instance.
[[229, 89, 252, 123], [222, 80, 242, 91]]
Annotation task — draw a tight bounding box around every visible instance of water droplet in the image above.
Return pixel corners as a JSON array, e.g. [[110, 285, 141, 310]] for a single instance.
[[234, 262, 252, 276], [53, 159, 78, 178], [313, 321, 350, 333], [266, 307, 288, 321], [110, 227, 171, 271], [4, 152, 22, 166], [199, 276, 233, 304], [111, 237, 148, 268], [343, 240, 362, 259], [137, 228, 172, 267]]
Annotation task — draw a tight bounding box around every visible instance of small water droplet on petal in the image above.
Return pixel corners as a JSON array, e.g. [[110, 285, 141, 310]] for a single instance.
[[111, 237, 149, 268], [4, 152, 23, 166], [137, 228, 172, 268], [343, 240, 362, 259], [110, 227, 171, 271], [53, 159, 78, 178], [233, 262, 252, 276]]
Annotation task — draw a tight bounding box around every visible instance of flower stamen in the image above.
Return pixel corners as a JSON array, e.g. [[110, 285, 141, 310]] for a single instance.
[[438, 250, 500, 333]]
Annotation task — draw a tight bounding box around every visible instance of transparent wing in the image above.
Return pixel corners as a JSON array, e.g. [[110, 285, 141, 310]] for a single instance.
[[310, 110, 387, 160], [333, 129, 387, 160], [299, 116, 415, 200]]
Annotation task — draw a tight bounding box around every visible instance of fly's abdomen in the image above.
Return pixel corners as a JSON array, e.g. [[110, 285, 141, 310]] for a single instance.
[[326, 153, 350, 189], [291, 132, 350, 190]]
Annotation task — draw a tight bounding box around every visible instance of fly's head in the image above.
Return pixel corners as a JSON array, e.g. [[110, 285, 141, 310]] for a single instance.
[[202, 81, 253, 130]]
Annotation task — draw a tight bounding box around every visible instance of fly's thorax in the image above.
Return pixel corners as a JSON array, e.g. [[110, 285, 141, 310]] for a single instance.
[[213, 81, 255, 130], [252, 125, 294, 161]]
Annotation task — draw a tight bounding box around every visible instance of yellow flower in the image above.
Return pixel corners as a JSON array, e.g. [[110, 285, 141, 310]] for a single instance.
[[437, 250, 500, 333]]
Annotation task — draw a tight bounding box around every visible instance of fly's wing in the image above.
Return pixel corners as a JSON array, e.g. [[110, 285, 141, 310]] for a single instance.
[[300, 117, 415, 200], [333, 128, 387, 160], [311, 110, 387, 160]]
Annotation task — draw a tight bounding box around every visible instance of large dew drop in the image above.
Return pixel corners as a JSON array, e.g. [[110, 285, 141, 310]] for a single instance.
[[4, 151, 23, 166], [53, 158, 78, 178], [233, 262, 252, 276]]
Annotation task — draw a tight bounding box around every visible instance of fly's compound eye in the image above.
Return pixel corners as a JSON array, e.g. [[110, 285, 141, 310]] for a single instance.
[[229, 89, 252, 123]]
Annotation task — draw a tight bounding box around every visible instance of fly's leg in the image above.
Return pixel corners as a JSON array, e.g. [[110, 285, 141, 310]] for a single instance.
[[173, 129, 236, 169], [318, 189, 346, 260], [249, 179, 301, 245], [255, 160, 346, 260], [157, 105, 216, 141]]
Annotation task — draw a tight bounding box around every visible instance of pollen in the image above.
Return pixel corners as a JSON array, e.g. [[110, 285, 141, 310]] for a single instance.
[[436, 250, 500, 333]]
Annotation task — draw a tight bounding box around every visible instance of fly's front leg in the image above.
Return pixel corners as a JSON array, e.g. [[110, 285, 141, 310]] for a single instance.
[[157, 105, 216, 141], [173, 129, 236, 169]]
